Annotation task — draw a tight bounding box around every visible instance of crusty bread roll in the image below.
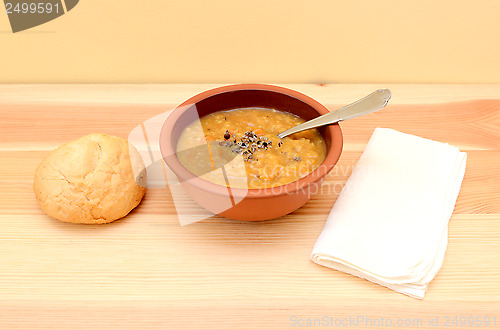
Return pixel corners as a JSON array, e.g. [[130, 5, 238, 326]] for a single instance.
[[33, 133, 146, 224]]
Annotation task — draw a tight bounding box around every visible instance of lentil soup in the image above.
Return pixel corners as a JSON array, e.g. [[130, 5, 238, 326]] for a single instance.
[[176, 108, 326, 189]]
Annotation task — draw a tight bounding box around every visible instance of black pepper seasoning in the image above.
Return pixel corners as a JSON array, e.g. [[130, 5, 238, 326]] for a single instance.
[[217, 130, 277, 162]]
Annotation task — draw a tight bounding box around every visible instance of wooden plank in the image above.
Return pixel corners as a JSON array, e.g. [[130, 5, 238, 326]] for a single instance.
[[1, 150, 499, 215], [1, 84, 500, 105], [1, 95, 499, 151], [0, 299, 499, 329]]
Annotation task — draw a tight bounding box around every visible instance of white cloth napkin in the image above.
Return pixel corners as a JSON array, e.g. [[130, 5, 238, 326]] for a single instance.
[[311, 128, 467, 299]]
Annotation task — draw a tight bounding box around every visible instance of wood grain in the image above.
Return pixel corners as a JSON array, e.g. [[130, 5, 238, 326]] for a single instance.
[[0, 85, 499, 329]]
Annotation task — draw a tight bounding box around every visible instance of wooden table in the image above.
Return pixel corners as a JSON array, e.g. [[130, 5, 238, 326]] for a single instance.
[[1, 85, 499, 329]]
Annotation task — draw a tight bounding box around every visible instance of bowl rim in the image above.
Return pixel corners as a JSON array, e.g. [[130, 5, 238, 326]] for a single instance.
[[159, 83, 343, 199]]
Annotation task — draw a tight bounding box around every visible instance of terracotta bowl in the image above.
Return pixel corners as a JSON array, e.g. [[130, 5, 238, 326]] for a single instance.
[[160, 84, 343, 221]]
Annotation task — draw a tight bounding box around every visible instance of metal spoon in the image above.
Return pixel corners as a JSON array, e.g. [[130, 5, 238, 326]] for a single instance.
[[277, 89, 392, 139]]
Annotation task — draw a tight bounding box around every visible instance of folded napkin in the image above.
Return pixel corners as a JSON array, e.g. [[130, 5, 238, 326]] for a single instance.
[[311, 128, 467, 299]]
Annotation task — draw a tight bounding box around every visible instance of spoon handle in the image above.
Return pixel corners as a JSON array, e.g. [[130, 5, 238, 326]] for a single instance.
[[277, 89, 391, 139]]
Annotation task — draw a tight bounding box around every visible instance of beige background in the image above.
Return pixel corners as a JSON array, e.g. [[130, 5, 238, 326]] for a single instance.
[[1, 0, 499, 83]]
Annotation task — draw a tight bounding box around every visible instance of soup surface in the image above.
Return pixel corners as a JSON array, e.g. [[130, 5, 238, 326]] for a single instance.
[[176, 108, 326, 189]]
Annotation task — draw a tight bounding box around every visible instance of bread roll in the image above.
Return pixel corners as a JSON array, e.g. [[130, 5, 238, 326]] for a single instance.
[[33, 133, 146, 224]]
